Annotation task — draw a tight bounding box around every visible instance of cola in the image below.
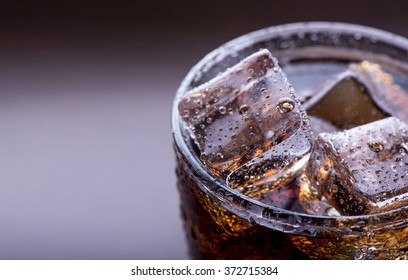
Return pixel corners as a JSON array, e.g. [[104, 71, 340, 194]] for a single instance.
[[172, 23, 408, 259]]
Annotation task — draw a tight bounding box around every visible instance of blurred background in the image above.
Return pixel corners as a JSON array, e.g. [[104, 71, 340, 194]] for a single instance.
[[0, 0, 407, 259]]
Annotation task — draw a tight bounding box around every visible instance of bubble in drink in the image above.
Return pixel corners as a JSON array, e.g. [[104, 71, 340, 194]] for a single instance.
[[306, 117, 408, 215], [178, 49, 306, 178]]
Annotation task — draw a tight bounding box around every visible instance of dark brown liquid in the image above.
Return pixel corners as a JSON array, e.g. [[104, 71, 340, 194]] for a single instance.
[[175, 145, 308, 259]]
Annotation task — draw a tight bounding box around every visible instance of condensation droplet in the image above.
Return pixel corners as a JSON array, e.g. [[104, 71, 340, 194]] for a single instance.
[[354, 33, 362, 40], [366, 159, 375, 165], [276, 98, 295, 113], [239, 104, 250, 115], [216, 153, 224, 160], [218, 106, 227, 114], [182, 110, 190, 118], [367, 141, 384, 153], [196, 99, 203, 106]]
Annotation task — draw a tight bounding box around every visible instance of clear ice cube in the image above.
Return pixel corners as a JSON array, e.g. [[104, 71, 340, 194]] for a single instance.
[[305, 70, 388, 129], [351, 61, 408, 124], [306, 117, 408, 215], [297, 173, 340, 216], [227, 125, 312, 199], [223, 70, 313, 199], [179, 49, 305, 178], [282, 61, 349, 104]]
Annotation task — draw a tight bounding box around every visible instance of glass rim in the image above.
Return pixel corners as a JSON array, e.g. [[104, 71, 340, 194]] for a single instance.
[[172, 21, 408, 231]]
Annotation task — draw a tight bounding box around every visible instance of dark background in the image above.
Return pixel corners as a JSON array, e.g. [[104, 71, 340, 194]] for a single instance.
[[0, 0, 407, 259]]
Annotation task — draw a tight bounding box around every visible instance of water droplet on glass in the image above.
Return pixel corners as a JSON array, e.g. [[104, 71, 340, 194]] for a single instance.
[[276, 98, 295, 113], [219, 106, 227, 114], [239, 104, 250, 115], [200, 153, 207, 162], [183, 110, 190, 118], [216, 153, 224, 160], [366, 159, 375, 165], [367, 141, 384, 153], [354, 33, 362, 40]]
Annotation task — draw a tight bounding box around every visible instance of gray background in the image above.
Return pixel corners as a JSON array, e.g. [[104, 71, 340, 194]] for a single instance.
[[0, 0, 408, 259]]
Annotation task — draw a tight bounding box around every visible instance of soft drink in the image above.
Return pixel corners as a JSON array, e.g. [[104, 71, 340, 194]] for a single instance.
[[172, 22, 408, 259]]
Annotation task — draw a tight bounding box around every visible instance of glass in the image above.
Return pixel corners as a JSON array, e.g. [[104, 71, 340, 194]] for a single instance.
[[172, 22, 408, 259]]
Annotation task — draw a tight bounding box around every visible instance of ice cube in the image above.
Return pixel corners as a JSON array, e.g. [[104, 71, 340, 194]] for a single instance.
[[307, 117, 408, 215], [227, 125, 312, 198], [179, 49, 304, 178], [305, 70, 388, 129], [282, 61, 349, 104], [351, 61, 408, 124], [309, 115, 339, 135], [297, 173, 341, 216]]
